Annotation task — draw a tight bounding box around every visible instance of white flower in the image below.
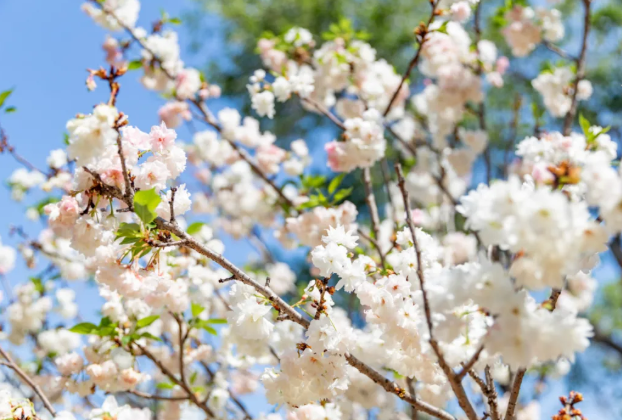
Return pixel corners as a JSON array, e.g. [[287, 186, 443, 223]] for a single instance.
[[82, 0, 140, 31], [89, 396, 126, 419], [322, 225, 359, 249], [0, 238, 16, 275], [55, 352, 84, 376], [227, 297, 274, 340], [311, 242, 350, 277], [47, 149, 68, 168], [284, 27, 314, 47], [66, 104, 118, 165], [251, 90, 276, 119], [272, 77, 291, 102], [207, 388, 230, 412], [306, 315, 352, 352]]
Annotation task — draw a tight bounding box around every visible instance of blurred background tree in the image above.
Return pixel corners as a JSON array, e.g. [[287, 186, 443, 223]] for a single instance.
[[181, 0, 622, 411]]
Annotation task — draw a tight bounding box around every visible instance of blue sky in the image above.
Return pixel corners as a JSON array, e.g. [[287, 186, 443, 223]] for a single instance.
[[0, 0, 619, 418], [0, 0, 259, 263]]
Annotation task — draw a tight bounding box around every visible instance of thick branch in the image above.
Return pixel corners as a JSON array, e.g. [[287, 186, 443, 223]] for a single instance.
[[395, 164, 478, 420], [89, 175, 454, 420], [503, 368, 526, 420]]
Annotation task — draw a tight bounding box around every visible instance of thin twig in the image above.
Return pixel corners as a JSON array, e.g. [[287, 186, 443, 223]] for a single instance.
[[395, 163, 433, 335], [474, 0, 491, 184], [134, 343, 216, 418], [362, 167, 386, 267], [562, 0, 592, 135], [301, 97, 346, 130], [383, 0, 439, 117], [126, 390, 189, 401], [456, 344, 485, 380], [0, 346, 57, 417], [542, 41, 577, 61]]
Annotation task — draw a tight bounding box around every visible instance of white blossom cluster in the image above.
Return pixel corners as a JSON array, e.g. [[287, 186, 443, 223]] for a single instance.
[[0, 1, 612, 420]]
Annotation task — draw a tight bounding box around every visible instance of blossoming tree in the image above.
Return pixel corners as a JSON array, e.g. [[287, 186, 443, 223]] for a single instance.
[[0, 0, 613, 419]]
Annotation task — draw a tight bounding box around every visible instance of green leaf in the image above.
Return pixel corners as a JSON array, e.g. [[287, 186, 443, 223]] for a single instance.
[[116, 222, 141, 240], [0, 88, 14, 108], [205, 318, 227, 324], [332, 187, 353, 204], [156, 382, 176, 390], [120, 237, 141, 245], [30, 277, 44, 294], [168, 17, 182, 25], [190, 371, 198, 385], [187, 222, 205, 235], [317, 190, 329, 206], [100, 316, 114, 327], [96, 326, 117, 337], [127, 60, 143, 71], [328, 173, 346, 195], [195, 319, 219, 335], [579, 113, 591, 136], [436, 20, 449, 34], [301, 174, 326, 189], [134, 188, 162, 225], [201, 325, 218, 336], [4, 106, 16, 114], [191, 303, 205, 317], [140, 332, 163, 341], [69, 322, 98, 335], [297, 195, 322, 210], [136, 315, 160, 329], [121, 335, 133, 346]]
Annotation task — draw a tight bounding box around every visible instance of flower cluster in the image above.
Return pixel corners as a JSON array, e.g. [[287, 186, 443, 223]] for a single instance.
[[0, 1, 612, 420]]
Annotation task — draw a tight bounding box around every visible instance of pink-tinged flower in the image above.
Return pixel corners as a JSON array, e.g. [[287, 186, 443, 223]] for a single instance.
[[86, 74, 97, 91], [531, 162, 555, 184], [257, 39, 288, 72], [103, 35, 125, 67], [257, 38, 275, 53], [208, 85, 221, 98], [45, 196, 80, 238], [325, 141, 344, 172], [256, 144, 286, 174], [158, 101, 191, 128], [450, 1, 471, 22], [195, 168, 212, 184], [121, 126, 151, 150], [175, 68, 202, 100], [101, 167, 126, 189], [496, 56, 510, 75], [134, 159, 171, 191], [149, 122, 177, 152], [411, 209, 425, 226]]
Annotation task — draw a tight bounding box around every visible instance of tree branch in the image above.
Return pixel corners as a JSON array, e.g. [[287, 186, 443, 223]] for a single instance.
[[383, 0, 439, 117], [0, 346, 57, 417], [134, 343, 216, 418], [362, 167, 386, 267], [562, 0, 592, 135], [503, 368, 526, 420]]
